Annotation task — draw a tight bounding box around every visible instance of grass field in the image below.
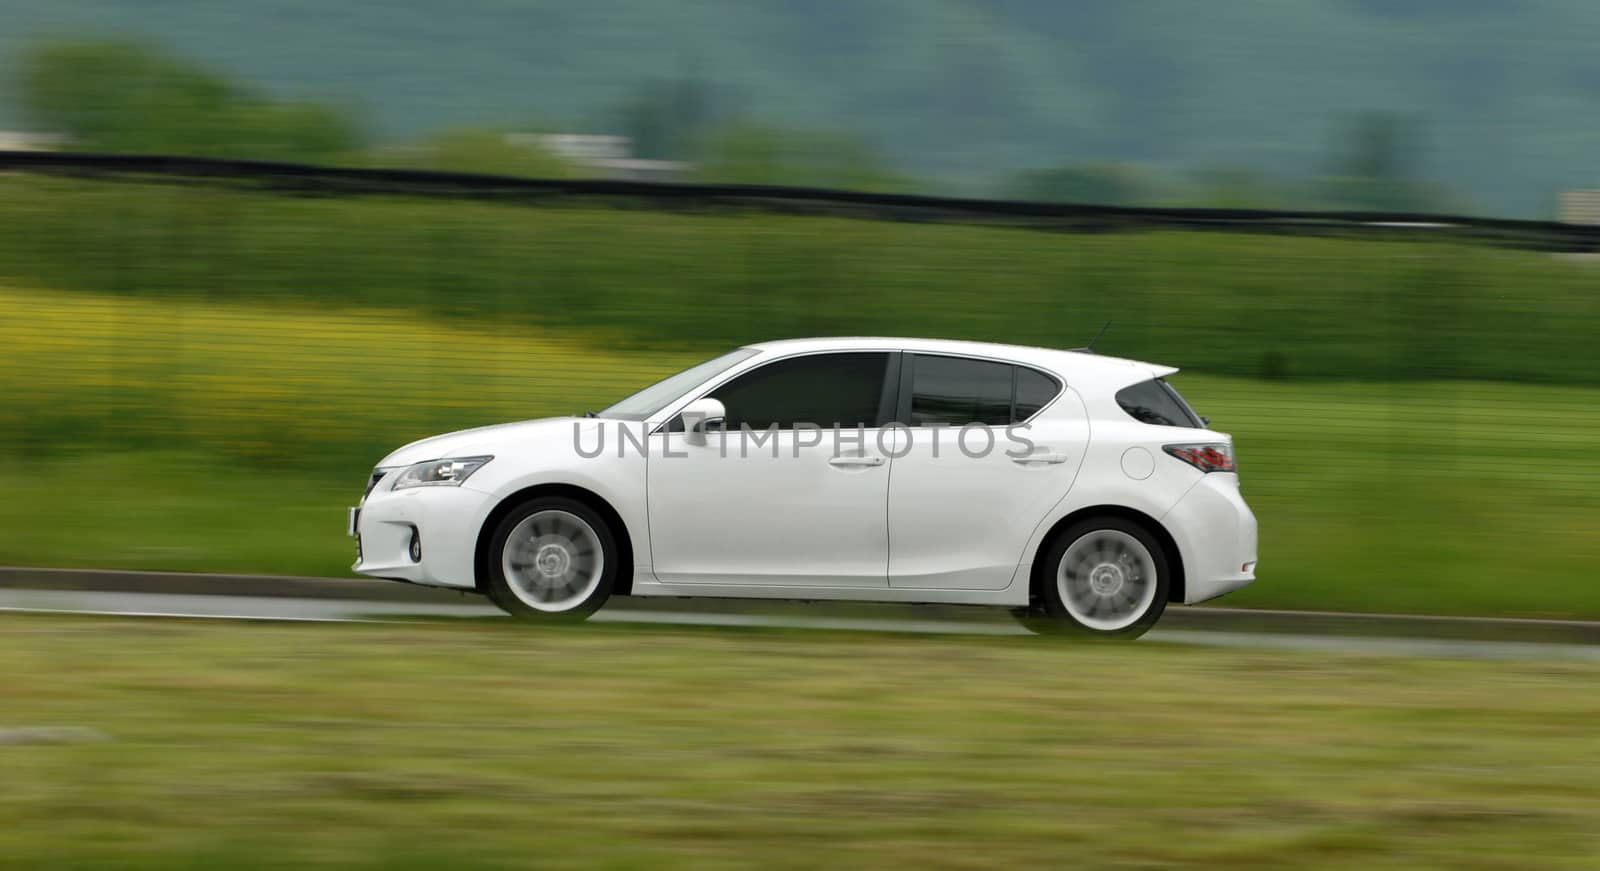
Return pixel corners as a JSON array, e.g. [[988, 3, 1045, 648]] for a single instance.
[[3, 175, 1599, 385], [2, 615, 1598, 868], [2, 284, 1599, 617], [0, 284, 701, 466]]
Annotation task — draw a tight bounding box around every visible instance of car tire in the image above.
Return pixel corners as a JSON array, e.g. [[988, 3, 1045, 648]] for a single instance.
[[1015, 516, 1170, 640], [484, 496, 617, 622]]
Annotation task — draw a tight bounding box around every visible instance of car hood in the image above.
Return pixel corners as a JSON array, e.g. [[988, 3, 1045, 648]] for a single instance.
[[377, 417, 585, 468]]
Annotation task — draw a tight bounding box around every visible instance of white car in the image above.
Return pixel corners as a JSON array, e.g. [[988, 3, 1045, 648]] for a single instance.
[[350, 337, 1256, 638]]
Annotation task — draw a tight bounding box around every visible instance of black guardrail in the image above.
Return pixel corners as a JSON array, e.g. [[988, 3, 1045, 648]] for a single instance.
[[5, 149, 1598, 250]]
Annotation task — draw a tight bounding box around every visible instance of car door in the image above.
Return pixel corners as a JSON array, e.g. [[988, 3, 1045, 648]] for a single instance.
[[887, 353, 1088, 590], [647, 351, 897, 587]]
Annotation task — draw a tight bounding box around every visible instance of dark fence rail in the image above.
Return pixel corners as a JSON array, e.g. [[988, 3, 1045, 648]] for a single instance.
[[4, 149, 1598, 250]]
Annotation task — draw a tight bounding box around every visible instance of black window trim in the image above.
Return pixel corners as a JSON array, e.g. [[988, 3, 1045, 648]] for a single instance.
[[655, 348, 903, 435], [895, 351, 1065, 427]]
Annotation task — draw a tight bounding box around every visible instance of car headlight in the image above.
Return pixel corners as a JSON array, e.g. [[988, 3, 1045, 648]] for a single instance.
[[391, 456, 492, 490]]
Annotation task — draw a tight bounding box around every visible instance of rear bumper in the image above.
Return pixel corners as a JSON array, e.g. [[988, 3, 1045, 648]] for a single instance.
[[351, 484, 493, 589], [1162, 473, 1257, 604]]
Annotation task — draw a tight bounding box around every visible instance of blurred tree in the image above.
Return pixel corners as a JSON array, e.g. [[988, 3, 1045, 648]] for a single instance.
[[696, 122, 912, 191], [222, 101, 360, 163], [1187, 168, 1291, 210], [1002, 162, 1164, 206], [387, 128, 575, 178], [1317, 112, 1452, 212], [20, 39, 359, 161], [697, 123, 783, 184], [615, 73, 714, 161], [1342, 112, 1414, 183]]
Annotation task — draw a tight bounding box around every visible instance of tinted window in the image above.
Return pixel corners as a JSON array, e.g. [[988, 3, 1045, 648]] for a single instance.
[[906, 356, 1061, 426], [909, 356, 1013, 426], [1014, 367, 1061, 421], [709, 352, 890, 430], [1116, 379, 1201, 428]]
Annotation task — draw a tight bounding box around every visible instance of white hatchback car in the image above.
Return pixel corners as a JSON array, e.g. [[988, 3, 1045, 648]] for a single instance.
[[350, 338, 1256, 638]]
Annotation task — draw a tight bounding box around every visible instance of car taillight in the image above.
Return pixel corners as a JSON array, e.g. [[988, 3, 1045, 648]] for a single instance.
[[1163, 443, 1235, 473]]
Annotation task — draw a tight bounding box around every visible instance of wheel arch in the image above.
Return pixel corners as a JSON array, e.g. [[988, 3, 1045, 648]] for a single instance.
[[1030, 505, 1185, 605], [474, 483, 636, 596]]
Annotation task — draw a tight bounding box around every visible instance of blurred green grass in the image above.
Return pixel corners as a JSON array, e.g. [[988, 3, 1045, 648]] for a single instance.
[[0, 282, 1596, 616], [0, 284, 701, 466], [2, 175, 1598, 385], [3, 615, 1598, 868], [1183, 375, 1600, 616]]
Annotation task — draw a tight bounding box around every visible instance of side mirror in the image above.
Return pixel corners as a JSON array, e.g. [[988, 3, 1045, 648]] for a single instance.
[[679, 398, 726, 446]]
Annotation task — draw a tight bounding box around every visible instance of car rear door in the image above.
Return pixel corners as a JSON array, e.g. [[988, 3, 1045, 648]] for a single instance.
[[647, 351, 898, 587], [887, 353, 1088, 590]]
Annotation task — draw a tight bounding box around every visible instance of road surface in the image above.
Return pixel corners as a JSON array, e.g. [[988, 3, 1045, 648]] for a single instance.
[[4, 584, 1599, 662]]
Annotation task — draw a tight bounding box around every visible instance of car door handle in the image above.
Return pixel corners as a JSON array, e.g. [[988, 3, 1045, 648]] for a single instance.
[[828, 455, 886, 467], [1011, 451, 1069, 465]]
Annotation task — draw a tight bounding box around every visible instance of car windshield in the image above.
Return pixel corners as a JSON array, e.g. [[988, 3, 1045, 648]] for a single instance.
[[599, 348, 759, 421]]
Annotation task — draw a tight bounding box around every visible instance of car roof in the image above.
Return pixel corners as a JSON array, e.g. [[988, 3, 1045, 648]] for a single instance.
[[742, 336, 1177, 390]]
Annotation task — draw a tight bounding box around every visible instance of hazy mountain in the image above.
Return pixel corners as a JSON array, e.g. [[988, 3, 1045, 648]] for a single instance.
[[2, 0, 1597, 215]]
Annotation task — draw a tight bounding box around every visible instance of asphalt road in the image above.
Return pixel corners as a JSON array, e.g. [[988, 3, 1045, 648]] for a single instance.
[[5, 583, 1600, 662]]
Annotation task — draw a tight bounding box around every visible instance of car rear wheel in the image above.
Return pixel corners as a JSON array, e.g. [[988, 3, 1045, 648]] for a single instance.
[[1015, 516, 1170, 640], [485, 497, 616, 621]]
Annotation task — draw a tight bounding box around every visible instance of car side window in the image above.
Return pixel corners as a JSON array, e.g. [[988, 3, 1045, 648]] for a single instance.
[[1013, 367, 1062, 421], [909, 355, 1012, 426], [708, 352, 891, 430], [906, 355, 1062, 426], [1115, 379, 1200, 428]]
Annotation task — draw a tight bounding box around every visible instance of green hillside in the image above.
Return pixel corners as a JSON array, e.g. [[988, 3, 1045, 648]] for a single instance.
[[2, 1, 1599, 214]]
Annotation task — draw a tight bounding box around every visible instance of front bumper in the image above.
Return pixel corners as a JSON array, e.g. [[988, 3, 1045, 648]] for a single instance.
[[350, 483, 494, 589], [1161, 473, 1257, 604]]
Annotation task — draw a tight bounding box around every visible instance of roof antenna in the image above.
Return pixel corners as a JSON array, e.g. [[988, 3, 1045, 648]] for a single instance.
[[1072, 320, 1112, 354]]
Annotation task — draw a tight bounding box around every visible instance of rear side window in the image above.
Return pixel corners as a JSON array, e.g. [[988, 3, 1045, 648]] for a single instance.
[[909, 356, 1013, 426], [1013, 368, 1060, 421], [1115, 379, 1202, 428], [709, 352, 891, 430], [906, 354, 1062, 426]]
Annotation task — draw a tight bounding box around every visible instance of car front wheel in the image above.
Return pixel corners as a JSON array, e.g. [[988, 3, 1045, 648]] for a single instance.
[[485, 497, 617, 621], [1016, 516, 1170, 640]]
